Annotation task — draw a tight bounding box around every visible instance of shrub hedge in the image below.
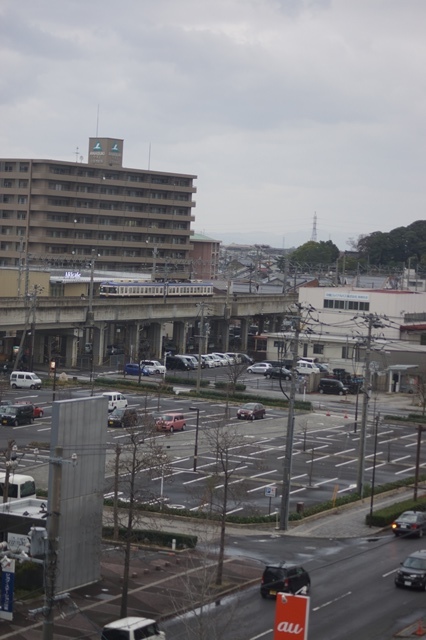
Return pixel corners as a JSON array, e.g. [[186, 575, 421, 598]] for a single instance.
[[102, 525, 197, 549], [366, 494, 426, 527], [384, 413, 426, 424]]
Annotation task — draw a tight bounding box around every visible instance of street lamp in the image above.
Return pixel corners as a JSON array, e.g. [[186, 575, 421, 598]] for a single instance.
[[50, 359, 57, 401], [189, 407, 200, 472]]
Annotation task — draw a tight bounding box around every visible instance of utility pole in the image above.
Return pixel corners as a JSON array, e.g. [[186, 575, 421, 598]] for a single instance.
[[43, 446, 63, 640], [88, 250, 96, 395], [2, 441, 18, 504], [356, 314, 382, 498], [279, 313, 300, 530], [196, 302, 208, 392]]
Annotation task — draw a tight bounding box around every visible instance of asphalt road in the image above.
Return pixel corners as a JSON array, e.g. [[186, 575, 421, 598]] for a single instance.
[[163, 529, 426, 640]]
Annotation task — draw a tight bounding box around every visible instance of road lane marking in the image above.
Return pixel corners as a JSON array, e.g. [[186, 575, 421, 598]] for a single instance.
[[312, 591, 352, 611]]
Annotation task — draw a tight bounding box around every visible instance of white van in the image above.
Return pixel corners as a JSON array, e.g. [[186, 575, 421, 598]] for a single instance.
[[102, 392, 128, 412], [296, 360, 320, 375], [0, 473, 36, 501], [10, 371, 42, 390], [101, 616, 165, 639]]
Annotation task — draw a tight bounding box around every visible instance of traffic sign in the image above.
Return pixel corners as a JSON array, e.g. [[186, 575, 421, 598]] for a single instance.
[[273, 592, 310, 640], [265, 486, 277, 498]]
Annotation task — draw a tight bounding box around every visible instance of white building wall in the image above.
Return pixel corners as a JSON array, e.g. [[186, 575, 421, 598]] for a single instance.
[[297, 288, 426, 340]]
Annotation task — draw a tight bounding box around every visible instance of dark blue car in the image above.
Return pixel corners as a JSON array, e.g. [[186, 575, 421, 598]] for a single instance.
[[124, 363, 150, 376]]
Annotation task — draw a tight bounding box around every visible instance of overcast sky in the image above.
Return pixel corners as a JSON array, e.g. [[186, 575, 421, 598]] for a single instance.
[[1, 0, 424, 249]]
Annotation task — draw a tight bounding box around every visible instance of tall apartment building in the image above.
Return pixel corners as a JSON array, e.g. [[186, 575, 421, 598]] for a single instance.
[[0, 137, 196, 278]]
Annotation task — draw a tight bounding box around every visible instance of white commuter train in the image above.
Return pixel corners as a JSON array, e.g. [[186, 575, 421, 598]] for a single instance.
[[99, 280, 214, 298]]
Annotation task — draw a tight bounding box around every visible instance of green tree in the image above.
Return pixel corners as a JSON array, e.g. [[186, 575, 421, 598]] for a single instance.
[[356, 220, 426, 266], [289, 240, 340, 265]]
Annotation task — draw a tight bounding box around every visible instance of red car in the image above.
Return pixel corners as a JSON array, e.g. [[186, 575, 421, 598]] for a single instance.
[[237, 403, 266, 420], [16, 402, 44, 418]]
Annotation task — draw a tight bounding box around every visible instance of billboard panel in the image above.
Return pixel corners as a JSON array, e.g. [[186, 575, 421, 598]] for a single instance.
[[48, 396, 107, 592]]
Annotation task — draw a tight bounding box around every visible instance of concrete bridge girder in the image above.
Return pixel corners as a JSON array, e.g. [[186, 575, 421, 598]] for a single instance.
[[1, 294, 296, 365]]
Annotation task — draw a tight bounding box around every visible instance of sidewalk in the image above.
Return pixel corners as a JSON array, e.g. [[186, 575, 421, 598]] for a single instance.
[[104, 486, 417, 543]]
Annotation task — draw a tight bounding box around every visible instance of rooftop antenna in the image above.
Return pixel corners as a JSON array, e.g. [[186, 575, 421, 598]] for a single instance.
[[96, 104, 100, 137], [311, 212, 317, 242], [148, 142, 151, 170], [74, 147, 79, 162]]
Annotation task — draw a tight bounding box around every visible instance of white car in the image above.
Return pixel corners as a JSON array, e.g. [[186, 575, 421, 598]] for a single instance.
[[201, 355, 215, 368], [140, 360, 166, 375], [202, 354, 219, 367], [207, 354, 222, 367], [211, 352, 229, 366], [224, 352, 237, 364], [246, 362, 273, 374]]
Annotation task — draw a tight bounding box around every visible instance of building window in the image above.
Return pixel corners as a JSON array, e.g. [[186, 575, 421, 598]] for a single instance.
[[342, 346, 349, 359], [324, 299, 370, 312], [313, 344, 324, 355], [17, 196, 27, 204]]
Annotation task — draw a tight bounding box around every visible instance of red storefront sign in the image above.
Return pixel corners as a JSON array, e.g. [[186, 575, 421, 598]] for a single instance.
[[273, 592, 310, 640]]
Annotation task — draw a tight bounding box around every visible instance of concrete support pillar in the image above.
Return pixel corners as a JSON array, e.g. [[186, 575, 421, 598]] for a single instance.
[[240, 318, 249, 352], [127, 323, 140, 362], [93, 322, 107, 366], [215, 319, 229, 352], [173, 321, 186, 355], [147, 322, 162, 359], [257, 316, 265, 334], [271, 315, 283, 332], [33, 333, 44, 367], [64, 333, 79, 368]]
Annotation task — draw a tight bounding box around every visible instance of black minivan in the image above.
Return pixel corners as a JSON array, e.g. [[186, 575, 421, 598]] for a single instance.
[[1, 403, 34, 426], [166, 355, 191, 371], [318, 379, 348, 395], [260, 563, 311, 598]]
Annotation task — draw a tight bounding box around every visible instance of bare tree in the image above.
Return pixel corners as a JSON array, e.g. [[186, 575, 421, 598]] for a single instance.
[[201, 422, 252, 586], [107, 411, 171, 618]]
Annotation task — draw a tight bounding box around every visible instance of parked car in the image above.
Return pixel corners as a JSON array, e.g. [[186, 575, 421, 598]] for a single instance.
[[236, 353, 254, 364], [264, 366, 292, 380], [124, 363, 151, 376], [140, 360, 166, 375], [200, 354, 214, 368], [247, 362, 272, 374], [209, 353, 225, 366], [391, 510, 426, 537], [318, 379, 348, 396], [177, 355, 198, 369], [395, 550, 426, 590], [211, 353, 229, 366], [16, 401, 44, 418], [107, 344, 125, 356], [202, 354, 220, 368], [166, 355, 191, 371], [295, 360, 320, 375], [155, 412, 186, 433], [190, 354, 206, 369], [237, 402, 266, 420], [260, 563, 311, 598], [108, 407, 139, 428]]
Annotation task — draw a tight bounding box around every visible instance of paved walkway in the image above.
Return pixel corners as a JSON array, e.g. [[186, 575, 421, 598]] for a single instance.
[[104, 486, 419, 543]]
